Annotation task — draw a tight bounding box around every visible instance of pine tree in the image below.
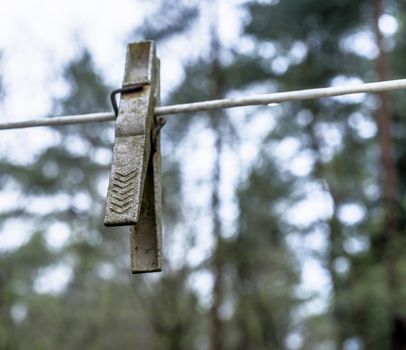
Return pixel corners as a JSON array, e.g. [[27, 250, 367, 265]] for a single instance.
[[242, 0, 406, 348]]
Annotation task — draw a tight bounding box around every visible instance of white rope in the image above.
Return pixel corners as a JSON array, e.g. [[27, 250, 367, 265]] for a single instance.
[[1, 78, 406, 130]]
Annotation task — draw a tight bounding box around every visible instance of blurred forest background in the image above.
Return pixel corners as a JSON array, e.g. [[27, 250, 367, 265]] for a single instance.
[[1, 0, 406, 349]]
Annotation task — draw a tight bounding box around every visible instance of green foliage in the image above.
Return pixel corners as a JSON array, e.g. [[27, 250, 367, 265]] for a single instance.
[[136, 0, 199, 41], [241, 0, 406, 349], [227, 154, 300, 349], [0, 3, 203, 349], [2, 0, 406, 349]]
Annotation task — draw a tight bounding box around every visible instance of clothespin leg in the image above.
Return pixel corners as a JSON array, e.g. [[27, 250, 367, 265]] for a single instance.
[[130, 123, 162, 273]]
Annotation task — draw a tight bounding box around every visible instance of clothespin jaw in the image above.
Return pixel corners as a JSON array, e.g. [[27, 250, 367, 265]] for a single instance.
[[104, 41, 162, 273]]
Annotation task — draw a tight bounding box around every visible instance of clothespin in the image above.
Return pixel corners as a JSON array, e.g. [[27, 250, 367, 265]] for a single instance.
[[104, 41, 163, 273]]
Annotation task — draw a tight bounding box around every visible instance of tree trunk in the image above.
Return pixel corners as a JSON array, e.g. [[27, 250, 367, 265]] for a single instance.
[[307, 112, 346, 350], [209, 13, 225, 350], [371, 1, 405, 349], [210, 128, 224, 350]]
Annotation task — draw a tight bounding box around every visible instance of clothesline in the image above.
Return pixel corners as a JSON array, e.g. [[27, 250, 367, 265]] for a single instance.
[[1, 78, 406, 131]]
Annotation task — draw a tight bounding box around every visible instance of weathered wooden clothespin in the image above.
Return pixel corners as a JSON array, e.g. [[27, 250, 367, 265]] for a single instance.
[[104, 41, 163, 273]]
